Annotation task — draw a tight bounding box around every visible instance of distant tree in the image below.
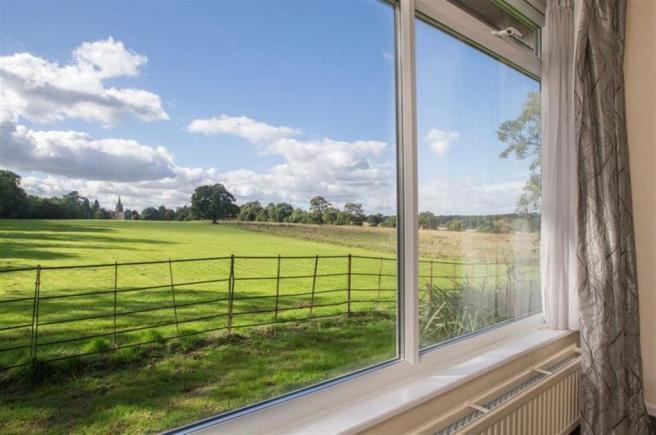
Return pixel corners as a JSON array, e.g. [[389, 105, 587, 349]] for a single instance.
[[322, 207, 340, 225], [0, 170, 28, 218], [175, 206, 191, 221], [367, 213, 385, 227], [381, 216, 396, 228], [272, 203, 294, 222], [498, 92, 541, 213], [447, 219, 463, 232], [191, 184, 238, 224], [80, 198, 92, 219], [163, 209, 176, 220], [94, 208, 111, 219], [343, 202, 365, 226], [309, 196, 331, 224], [418, 211, 438, 229], [238, 201, 263, 221], [334, 211, 351, 226], [92, 200, 101, 217], [288, 208, 311, 224], [141, 207, 159, 220]]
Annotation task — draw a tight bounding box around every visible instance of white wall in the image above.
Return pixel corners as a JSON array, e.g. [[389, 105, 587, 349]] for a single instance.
[[625, 0, 656, 414]]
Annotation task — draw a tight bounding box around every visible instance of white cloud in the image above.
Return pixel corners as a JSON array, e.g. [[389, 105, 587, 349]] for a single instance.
[[426, 128, 459, 156], [187, 115, 300, 143], [0, 37, 168, 126], [73, 37, 147, 78], [419, 178, 524, 215], [0, 121, 176, 182]]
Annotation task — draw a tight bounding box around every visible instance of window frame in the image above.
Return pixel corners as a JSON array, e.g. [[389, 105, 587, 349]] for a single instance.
[[173, 0, 545, 431]]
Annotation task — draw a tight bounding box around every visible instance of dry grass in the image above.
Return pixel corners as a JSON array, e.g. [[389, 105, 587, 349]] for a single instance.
[[225, 222, 539, 262]]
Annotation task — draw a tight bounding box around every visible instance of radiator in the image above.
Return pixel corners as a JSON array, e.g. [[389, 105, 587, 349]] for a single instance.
[[410, 346, 581, 435]]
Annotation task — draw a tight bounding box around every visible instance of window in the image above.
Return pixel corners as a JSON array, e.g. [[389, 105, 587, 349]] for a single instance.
[[0, 0, 546, 432], [0, 0, 398, 432], [415, 16, 541, 350]]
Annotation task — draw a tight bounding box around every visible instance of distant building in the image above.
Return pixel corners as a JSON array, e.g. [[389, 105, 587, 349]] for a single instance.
[[115, 197, 125, 220]]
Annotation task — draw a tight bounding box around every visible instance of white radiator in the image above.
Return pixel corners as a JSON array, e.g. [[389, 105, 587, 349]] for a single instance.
[[410, 346, 581, 435]]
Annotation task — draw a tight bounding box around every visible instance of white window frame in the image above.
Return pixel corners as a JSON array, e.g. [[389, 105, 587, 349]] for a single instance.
[[173, 1, 545, 432]]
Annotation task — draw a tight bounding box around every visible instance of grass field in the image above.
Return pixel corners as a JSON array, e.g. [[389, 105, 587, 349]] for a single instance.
[[0, 219, 538, 433]]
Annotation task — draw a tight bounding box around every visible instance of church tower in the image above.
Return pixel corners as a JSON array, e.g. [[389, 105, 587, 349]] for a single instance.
[[115, 196, 125, 220]]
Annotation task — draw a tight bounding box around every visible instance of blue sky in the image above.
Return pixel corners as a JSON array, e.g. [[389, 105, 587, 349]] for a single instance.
[[0, 0, 538, 215]]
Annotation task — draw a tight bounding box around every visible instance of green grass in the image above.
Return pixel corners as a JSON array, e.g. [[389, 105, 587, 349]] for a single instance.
[[0, 315, 395, 434], [0, 219, 538, 433]]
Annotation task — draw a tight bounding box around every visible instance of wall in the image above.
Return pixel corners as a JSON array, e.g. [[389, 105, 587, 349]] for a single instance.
[[625, 0, 656, 414]]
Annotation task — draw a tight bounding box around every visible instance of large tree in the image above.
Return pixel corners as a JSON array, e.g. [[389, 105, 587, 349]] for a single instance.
[[497, 91, 541, 214], [309, 196, 331, 224], [0, 170, 28, 218], [191, 184, 238, 224]]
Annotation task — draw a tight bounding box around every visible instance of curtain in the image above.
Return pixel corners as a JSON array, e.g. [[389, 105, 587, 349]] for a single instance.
[[574, 0, 652, 433], [541, 0, 578, 330]]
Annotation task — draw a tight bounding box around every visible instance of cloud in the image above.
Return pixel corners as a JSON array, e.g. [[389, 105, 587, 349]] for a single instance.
[[187, 115, 300, 143], [0, 121, 176, 182], [426, 128, 459, 156], [419, 178, 524, 215], [0, 37, 168, 126]]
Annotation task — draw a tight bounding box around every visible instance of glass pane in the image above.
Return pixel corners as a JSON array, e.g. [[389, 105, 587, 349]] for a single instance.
[[448, 0, 539, 52], [415, 17, 541, 350], [0, 0, 398, 432]]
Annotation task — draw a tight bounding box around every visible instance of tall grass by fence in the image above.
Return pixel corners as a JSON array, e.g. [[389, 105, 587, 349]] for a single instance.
[[0, 254, 539, 370]]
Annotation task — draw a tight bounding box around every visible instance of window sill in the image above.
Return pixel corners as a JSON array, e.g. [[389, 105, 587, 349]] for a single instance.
[[190, 315, 574, 434]]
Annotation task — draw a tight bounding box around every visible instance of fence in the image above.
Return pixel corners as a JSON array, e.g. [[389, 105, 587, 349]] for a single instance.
[[0, 254, 539, 370]]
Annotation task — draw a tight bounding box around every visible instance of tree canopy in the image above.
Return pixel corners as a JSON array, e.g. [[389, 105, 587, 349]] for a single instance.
[[191, 184, 239, 224]]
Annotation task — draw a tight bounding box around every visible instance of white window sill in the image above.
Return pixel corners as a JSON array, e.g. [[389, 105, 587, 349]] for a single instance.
[[191, 315, 574, 434]]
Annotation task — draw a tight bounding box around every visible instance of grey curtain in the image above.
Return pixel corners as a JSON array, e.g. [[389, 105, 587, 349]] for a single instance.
[[574, 0, 652, 434]]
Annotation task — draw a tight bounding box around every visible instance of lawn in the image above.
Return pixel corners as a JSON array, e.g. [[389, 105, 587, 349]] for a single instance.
[[0, 219, 538, 433]]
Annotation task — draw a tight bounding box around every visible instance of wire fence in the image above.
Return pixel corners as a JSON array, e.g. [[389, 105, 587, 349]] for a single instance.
[[0, 254, 539, 370]]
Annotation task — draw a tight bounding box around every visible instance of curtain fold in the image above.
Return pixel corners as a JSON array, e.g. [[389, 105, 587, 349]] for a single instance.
[[541, 0, 578, 330], [574, 0, 652, 433]]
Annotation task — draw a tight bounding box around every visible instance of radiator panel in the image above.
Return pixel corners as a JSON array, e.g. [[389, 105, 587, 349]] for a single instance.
[[410, 346, 581, 435]]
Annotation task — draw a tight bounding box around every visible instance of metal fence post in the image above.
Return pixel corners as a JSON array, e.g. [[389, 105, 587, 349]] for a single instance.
[[310, 255, 318, 315], [377, 257, 384, 308], [274, 255, 281, 321], [429, 260, 434, 288], [168, 259, 180, 337], [113, 261, 118, 347], [227, 255, 235, 334], [346, 254, 352, 318], [30, 265, 41, 360]]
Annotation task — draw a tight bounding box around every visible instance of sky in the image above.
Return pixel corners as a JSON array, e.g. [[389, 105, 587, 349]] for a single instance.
[[0, 0, 538, 215]]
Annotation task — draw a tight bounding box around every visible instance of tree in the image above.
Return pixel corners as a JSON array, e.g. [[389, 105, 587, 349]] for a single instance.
[[498, 91, 541, 213], [367, 213, 384, 227], [238, 201, 263, 221], [381, 216, 396, 228], [309, 196, 331, 224], [191, 184, 238, 224], [418, 211, 438, 229], [343, 202, 365, 226], [141, 207, 159, 220], [272, 203, 294, 222], [0, 170, 28, 218]]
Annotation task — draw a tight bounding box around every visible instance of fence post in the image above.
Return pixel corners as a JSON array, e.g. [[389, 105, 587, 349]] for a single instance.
[[429, 260, 434, 288], [346, 254, 352, 318], [113, 261, 118, 347], [377, 257, 384, 309], [494, 258, 500, 320], [310, 255, 319, 315], [274, 255, 281, 321], [168, 259, 180, 337], [227, 255, 235, 334], [30, 265, 41, 361]]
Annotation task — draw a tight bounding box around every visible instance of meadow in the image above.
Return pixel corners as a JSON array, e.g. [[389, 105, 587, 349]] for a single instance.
[[0, 219, 539, 433]]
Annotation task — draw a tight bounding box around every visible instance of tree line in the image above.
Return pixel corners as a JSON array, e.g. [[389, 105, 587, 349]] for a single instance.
[[0, 169, 538, 232]]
